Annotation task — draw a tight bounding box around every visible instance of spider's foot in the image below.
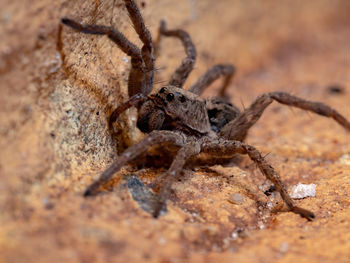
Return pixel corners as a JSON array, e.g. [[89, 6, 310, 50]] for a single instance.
[[83, 189, 93, 197], [83, 183, 100, 197], [291, 206, 315, 221], [61, 18, 80, 29], [152, 199, 166, 218]]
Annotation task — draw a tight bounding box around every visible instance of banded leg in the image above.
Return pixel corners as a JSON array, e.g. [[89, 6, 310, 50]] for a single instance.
[[123, 0, 154, 95], [153, 141, 201, 217], [84, 131, 186, 196], [189, 64, 235, 97], [62, 0, 154, 96], [220, 92, 350, 141], [61, 18, 142, 58], [158, 20, 197, 88], [201, 139, 315, 220], [61, 18, 147, 97]]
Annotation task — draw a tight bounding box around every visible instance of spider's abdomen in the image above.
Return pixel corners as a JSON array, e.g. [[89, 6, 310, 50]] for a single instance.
[[205, 97, 240, 133]]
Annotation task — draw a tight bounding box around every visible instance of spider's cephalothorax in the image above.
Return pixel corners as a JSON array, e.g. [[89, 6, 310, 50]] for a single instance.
[[137, 86, 214, 137], [61, 0, 350, 220]]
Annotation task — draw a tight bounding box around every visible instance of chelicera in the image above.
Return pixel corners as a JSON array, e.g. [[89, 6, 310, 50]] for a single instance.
[[61, 0, 350, 220]]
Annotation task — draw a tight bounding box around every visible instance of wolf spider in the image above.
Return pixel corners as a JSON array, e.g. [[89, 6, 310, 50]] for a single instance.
[[61, 0, 350, 220]]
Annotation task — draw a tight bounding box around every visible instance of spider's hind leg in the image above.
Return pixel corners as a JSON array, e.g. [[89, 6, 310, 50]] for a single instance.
[[201, 139, 315, 220], [219, 91, 350, 141]]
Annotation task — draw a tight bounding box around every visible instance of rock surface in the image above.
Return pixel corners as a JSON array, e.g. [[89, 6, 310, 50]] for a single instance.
[[1, 0, 350, 262]]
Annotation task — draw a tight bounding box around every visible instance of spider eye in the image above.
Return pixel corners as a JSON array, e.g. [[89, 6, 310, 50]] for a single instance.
[[159, 87, 166, 93], [179, 95, 186, 103], [166, 93, 174, 102]]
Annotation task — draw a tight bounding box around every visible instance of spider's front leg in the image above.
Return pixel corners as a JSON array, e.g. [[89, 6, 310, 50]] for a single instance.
[[219, 91, 350, 141], [84, 131, 187, 196], [153, 141, 201, 217], [123, 0, 154, 96], [156, 20, 197, 88], [156, 20, 235, 97], [62, 0, 155, 120], [189, 64, 235, 98], [201, 139, 315, 220], [61, 18, 146, 97]]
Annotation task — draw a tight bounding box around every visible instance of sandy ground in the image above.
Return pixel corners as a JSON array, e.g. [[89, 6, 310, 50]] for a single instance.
[[1, 0, 350, 262]]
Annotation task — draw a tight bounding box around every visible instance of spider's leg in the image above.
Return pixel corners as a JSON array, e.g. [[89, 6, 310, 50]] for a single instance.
[[61, 18, 141, 57], [123, 0, 154, 95], [153, 141, 201, 218], [84, 131, 186, 196], [189, 64, 235, 97], [219, 92, 350, 141], [109, 93, 147, 128], [61, 18, 148, 97], [157, 20, 197, 88], [201, 139, 315, 220]]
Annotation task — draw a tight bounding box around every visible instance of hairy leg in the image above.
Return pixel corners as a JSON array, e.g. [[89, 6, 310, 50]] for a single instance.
[[201, 139, 315, 220], [220, 91, 350, 141], [61, 18, 147, 97], [84, 131, 186, 196], [109, 93, 147, 128], [153, 141, 201, 217], [123, 0, 154, 95], [189, 64, 235, 97], [157, 20, 197, 88], [61, 18, 142, 58], [61, 0, 154, 96]]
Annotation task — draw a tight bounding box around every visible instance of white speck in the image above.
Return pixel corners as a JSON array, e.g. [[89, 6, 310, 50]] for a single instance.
[[188, 0, 197, 20], [191, 212, 198, 217], [290, 183, 316, 199], [158, 237, 166, 245], [228, 193, 244, 205], [170, 171, 176, 176], [124, 152, 131, 158], [280, 242, 289, 253], [231, 232, 238, 240], [42, 197, 50, 206], [122, 56, 129, 63], [267, 202, 274, 209], [258, 221, 265, 230], [338, 154, 350, 166]]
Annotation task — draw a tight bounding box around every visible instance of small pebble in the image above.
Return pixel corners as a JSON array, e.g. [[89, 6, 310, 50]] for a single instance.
[[228, 193, 244, 205], [338, 154, 350, 166], [231, 232, 238, 240], [280, 242, 289, 253], [290, 183, 316, 199]]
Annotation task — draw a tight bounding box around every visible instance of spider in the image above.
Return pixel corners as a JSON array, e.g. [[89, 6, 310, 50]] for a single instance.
[[61, 0, 350, 220]]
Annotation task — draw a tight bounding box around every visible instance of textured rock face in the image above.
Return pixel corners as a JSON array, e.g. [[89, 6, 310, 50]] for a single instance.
[[1, 0, 350, 262]]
